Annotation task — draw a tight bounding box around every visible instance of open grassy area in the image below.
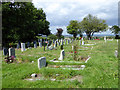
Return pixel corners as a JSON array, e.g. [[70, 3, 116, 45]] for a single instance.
[[2, 40, 118, 88]]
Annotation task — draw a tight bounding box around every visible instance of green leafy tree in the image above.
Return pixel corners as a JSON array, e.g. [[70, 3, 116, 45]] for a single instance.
[[56, 28, 63, 39], [2, 2, 50, 47], [110, 25, 120, 34], [67, 20, 79, 38], [48, 34, 57, 40], [81, 14, 108, 39]]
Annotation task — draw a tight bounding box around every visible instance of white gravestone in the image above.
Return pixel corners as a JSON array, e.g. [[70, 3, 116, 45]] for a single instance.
[[104, 36, 106, 42], [72, 46, 74, 50], [21, 43, 26, 52], [34, 43, 37, 48], [58, 49, 65, 60], [38, 57, 46, 69], [82, 41, 84, 45]]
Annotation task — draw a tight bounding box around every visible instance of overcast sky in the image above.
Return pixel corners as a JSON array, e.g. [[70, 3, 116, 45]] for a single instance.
[[32, 0, 119, 35]]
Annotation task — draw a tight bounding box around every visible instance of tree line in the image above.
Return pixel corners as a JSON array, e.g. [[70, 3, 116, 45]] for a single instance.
[[2, 2, 50, 47]]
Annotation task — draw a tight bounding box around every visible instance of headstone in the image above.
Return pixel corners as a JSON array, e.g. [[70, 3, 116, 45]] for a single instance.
[[115, 50, 118, 57], [72, 46, 74, 50], [3, 48, 8, 56], [82, 41, 84, 45], [65, 39, 66, 45], [58, 49, 65, 60], [104, 36, 106, 42], [79, 40, 81, 45], [16, 43, 20, 49], [34, 41, 37, 48], [38, 57, 46, 69], [27, 42, 30, 48], [21, 43, 26, 52], [9, 47, 15, 57]]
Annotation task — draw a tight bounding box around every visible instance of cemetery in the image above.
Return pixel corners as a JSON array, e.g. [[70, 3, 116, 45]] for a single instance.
[[1, 1, 119, 89], [2, 38, 118, 88]]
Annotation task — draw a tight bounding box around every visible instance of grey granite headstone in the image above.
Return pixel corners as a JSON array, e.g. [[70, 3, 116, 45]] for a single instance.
[[3, 48, 8, 56], [9, 48, 15, 57], [38, 57, 46, 69]]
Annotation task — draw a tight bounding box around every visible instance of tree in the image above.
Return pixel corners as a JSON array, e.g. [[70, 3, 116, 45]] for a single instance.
[[56, 28, 63, 39], [2, 2, 50, 47], [110, 25, 120, 34], [81, 14, 108, 39], [78, 22, 83, 37], [48, 34, 57, 40], [67, 20, 79, 38]]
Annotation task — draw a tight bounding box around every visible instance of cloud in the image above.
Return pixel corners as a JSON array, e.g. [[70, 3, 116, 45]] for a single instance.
[[32, 0, 119, 35]]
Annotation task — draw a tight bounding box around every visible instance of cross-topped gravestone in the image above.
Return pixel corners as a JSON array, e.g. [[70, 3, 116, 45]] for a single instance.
[[38, 57, 46, 69]]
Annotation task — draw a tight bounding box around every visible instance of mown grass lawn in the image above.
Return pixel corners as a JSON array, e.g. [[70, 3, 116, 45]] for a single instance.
[[2, 40, 118, 88]]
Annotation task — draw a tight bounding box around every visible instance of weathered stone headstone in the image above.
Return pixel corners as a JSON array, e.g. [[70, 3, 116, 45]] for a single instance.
[[38, 57, 46, 69], [58, 49, 65, 60], [21, 43, 26, 52], [3, 48, 8, 56], [9, 47, 15, 57]]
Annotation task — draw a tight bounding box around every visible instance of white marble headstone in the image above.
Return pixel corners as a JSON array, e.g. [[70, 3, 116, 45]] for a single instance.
[[58, 49, 65, 60], [82, 41, 84, 45], [21, 43, 25, 52]]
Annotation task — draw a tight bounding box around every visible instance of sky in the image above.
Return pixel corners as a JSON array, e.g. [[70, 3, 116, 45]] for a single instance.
[[32, 0, 119, 35]]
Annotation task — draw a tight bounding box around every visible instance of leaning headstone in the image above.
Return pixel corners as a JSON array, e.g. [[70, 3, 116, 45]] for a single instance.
[[21, 43, 26, 52], [3, 48, 8, 56], [38, 57, 46, 69], [58, 49, 65, 60], [9, 47, 15, 57]]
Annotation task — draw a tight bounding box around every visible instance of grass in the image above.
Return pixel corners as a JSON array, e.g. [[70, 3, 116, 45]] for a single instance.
[[2, 39, 118, 88]]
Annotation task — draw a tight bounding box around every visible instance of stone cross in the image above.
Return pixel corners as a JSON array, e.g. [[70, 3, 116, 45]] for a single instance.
[[38, 57, 46, 69]]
